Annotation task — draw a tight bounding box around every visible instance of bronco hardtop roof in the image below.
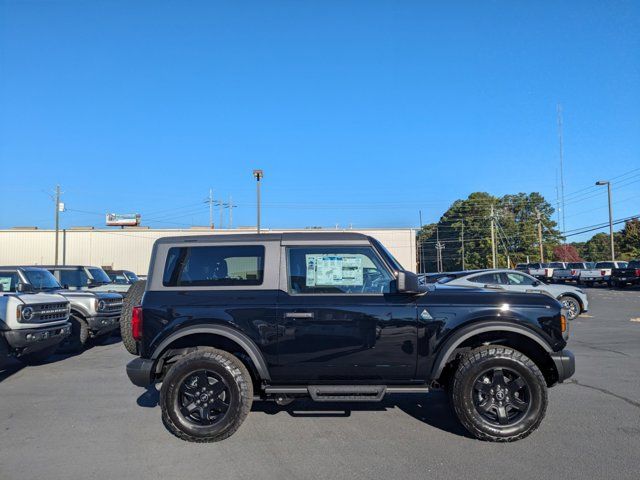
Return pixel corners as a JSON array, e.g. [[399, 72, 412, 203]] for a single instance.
[[153, 231, 371, 245]]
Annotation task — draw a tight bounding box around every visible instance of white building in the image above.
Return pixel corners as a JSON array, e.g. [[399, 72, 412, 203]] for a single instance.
[[0, 227, 418, 274]]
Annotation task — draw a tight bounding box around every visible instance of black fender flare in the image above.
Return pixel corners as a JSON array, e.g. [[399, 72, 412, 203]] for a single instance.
[[429, 321, 553, 380], [151, 324, 271, 380], [70, 306, 91, 319]]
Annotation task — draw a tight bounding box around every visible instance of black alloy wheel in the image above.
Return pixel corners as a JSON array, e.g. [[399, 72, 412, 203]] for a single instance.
[[472, 367, 530, 426], [178, 370, 231, 426]]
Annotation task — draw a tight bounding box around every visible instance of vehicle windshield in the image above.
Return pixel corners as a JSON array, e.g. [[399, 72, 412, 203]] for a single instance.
[[628, 260, 640, 268], [88, 268, 112, 284], [125, 271, 139, 281], [595, 262, 615, 268], [24, 269, 61, 290], [549, 262, 565, 268], [568, 263, 585, 268]]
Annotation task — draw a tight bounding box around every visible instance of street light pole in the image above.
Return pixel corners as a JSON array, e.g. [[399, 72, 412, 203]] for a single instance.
[[253, 170, 264, 234], [596, 180, 615, 261], [54, 185, 61, 266]]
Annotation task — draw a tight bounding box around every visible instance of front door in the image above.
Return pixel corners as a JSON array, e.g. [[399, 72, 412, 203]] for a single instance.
[[274, 245, 418, 383]]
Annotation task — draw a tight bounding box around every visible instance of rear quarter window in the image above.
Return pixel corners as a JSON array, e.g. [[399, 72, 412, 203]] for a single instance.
[[162, 245, 265, 287]]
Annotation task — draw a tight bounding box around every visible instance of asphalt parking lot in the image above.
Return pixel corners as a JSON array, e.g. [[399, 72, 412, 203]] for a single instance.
[[1, 287, 639, 480]]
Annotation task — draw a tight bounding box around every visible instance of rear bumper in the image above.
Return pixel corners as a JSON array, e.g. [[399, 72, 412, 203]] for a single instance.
[[2, 323, 71, 354], [551, 349, 575, 383], [126, 357, 154, 387]]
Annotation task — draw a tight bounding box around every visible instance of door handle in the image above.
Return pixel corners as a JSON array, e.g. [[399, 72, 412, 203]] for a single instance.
[[284, 312, 314, 319]]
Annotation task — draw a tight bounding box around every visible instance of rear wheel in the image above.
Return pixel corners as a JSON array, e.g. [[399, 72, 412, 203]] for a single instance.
[[160, 347, 253, 442], [120, 280, 146, 354], [450, 345, 547, 442], [559, 296, 581, 320]]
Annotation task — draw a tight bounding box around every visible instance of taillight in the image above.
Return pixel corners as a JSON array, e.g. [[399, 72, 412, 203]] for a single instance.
[[635, 269, 640, 276], [545, 269, 550, 277], [560, 314, 567, 333], [571, 270, 576, 275], [601, 270, 606, 276], [132, 306, 143, 341]]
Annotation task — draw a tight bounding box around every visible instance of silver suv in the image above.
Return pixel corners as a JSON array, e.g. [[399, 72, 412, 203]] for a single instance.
[[2, 267, 123, 352]]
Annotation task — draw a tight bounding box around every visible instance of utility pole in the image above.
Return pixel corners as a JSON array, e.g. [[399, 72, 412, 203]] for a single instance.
[[461, 221, 465, 270], [596, 180, 615, 260], [227, 196, 237, 229], [536, 208, 544, 263], [435, 227, 444, 272], [490, 205, 497, 268], [557, 104, 566, 234], [54, 185, 61, 266], [207, 188, 215, 229], [253, 169, 264, 233]]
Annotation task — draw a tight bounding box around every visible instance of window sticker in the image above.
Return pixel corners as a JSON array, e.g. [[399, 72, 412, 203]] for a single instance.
[[305, 254, 363, 287], [0, 277, 12, 292]]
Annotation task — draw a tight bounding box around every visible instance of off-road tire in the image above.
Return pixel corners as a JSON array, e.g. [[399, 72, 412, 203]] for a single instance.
[[58, 314, 90, 353], [160, 347, 253, 442], [120, 280, 146, 354], [450, 345, 548, 442], [559, 295, 581, 320], [20, 344, 60, 365]]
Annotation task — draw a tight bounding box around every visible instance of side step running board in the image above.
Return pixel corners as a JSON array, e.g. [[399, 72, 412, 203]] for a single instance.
[[308, 385, 386, 402]]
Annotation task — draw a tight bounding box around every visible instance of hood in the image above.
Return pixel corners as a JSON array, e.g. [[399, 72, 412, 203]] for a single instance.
[[14, 292, 69, 305]]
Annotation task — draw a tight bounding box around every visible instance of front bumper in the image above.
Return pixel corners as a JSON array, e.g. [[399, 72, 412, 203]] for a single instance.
[[86, 315, 120, 335], [126, 357, 154, 387], [551, 349, 575, 383], [2, 323, 71, 355]]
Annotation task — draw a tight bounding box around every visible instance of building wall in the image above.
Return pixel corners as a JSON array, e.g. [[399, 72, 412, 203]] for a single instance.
[[0, 228, 418, 274]]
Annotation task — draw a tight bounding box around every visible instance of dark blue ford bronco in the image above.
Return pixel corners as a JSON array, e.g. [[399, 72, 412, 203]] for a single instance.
[[126, 232, 574, 442]]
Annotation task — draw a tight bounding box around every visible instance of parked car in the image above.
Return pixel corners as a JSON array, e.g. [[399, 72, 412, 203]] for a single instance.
[[552, 262, 596, 283], [126, 232, 574, 443], [418, 272, 457, 285], [437, 269, 588, 320], [578, 261, 628, 287], [514, 263, 529, 272], [0, 268, 71, 366], [104, 269, 140, 297], [3, 266, 123, 352], [42, 265, 130, 296], [611, 260, 640, 288]]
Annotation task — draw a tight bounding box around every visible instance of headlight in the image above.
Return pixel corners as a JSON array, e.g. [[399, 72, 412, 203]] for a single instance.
[[19, 306, 34, 321], [98, 300, 106, 311]]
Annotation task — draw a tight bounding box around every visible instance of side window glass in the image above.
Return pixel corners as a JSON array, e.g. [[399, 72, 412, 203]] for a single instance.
[[506, 273, 535, 286], [470, 273, 504, 284], [288, 247, 392, 294], [163, 245, 265, 287]]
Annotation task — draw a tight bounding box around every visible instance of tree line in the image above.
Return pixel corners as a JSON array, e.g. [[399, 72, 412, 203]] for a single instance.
[[417, 192, 639, 273]]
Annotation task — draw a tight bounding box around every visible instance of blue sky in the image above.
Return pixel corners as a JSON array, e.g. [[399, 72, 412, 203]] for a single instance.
[[1, 1, 638, 241]]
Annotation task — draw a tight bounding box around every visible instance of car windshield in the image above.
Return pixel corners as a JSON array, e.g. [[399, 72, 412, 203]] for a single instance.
[[595, 262, 614, 268], [568, 263, 584, 268], [24, 269, 61, 290], [628, 261, 640, 268], [88, 268, 112, 284], [124, 271, 138, 281], [549, 263, 565, 268]]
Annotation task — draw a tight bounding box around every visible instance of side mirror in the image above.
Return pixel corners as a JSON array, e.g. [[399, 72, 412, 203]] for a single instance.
[[532, 280, 541, 287], [17, 283, 33, 293], [396, 270, 421, 294]]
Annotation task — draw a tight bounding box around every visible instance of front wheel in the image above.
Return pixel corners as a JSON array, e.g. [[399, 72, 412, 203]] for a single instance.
[[450, 346, 548, 442], [58, 314, 90, 353], [160, 347, 253, 442]]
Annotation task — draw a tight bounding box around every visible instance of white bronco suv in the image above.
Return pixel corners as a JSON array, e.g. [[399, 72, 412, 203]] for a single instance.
[[0, 268, 71, 366]]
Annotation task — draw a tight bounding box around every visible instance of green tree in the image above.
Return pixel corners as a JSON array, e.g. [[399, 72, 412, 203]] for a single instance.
[[417, 192, 561, 272]]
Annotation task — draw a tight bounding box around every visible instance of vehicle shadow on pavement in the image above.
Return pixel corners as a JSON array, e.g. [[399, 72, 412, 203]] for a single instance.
[[134, 388, 471, 438], [0, 351, 78, 383], [252, 391, 472, 438]]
